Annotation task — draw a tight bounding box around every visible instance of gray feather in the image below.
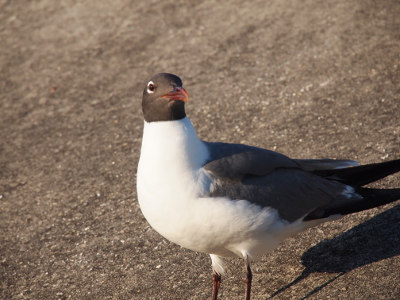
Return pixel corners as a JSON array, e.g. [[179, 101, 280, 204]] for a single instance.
[[293, 159, 359, 172], [209, 168, 349, 222], [203, 142, 352, 222], [204, 142, 300, 180]]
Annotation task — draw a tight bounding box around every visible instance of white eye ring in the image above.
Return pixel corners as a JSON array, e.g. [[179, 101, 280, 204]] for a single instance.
[[147, 81, 155, 93]]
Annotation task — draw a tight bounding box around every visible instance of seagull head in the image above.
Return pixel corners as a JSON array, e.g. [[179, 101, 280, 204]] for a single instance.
[[142, 73, 189, 122]]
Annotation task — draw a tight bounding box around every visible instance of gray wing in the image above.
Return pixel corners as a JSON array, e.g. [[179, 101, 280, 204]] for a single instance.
[[293, 158, 359, 172], [203, 142, 300, 180], [203, 142, 353, 222]]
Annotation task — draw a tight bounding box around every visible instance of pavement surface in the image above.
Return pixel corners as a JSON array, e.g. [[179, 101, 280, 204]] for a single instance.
[[1, 0, 399, 299]]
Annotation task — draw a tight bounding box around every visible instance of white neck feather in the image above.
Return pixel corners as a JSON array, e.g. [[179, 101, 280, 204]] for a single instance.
[[137, 117, 211, 237], [139, 117, 207, 171]]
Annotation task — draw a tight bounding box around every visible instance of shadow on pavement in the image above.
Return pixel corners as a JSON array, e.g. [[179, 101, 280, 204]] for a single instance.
[[268, 204, 400, 299]]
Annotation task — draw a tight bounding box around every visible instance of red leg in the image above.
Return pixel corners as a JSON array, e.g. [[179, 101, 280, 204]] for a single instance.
[[212, 272, 221, 300], [243, 260, 252, 300]]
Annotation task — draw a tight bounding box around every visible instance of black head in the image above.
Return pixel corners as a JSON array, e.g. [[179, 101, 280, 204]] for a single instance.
[[142, 73, 189, 122]]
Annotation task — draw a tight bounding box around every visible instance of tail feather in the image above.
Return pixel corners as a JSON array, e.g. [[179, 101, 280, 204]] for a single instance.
[[304, 188, 400, 221], [312, 159, 400, 187]]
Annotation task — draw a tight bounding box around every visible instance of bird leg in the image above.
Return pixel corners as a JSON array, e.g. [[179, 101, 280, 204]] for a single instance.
[[242, 260, 252, 300], [212, 271, 221, 300]]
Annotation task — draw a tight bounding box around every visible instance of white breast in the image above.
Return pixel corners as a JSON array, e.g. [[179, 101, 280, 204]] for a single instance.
[[136, 117, 293, 260], [137, 118, 212, 242]]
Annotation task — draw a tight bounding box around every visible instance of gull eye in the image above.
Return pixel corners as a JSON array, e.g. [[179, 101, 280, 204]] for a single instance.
[[147, 81, 156, 93]]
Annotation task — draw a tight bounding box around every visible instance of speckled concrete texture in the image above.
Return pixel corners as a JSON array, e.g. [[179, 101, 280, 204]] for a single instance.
[[1, 1, 399, 299]]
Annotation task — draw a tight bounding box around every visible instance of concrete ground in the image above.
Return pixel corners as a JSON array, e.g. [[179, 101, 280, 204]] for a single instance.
[[1, 0, 399, 299]]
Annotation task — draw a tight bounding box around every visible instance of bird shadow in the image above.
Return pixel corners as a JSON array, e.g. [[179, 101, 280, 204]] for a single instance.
[[268, 204, 400, 299]]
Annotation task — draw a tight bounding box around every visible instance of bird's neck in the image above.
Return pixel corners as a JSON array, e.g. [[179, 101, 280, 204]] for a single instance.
[[139, 117, 208, 172], [137, 117, 211, 212]]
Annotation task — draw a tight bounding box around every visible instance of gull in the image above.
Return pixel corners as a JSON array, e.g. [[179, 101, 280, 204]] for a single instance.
[[136, 73, 400, 299]]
